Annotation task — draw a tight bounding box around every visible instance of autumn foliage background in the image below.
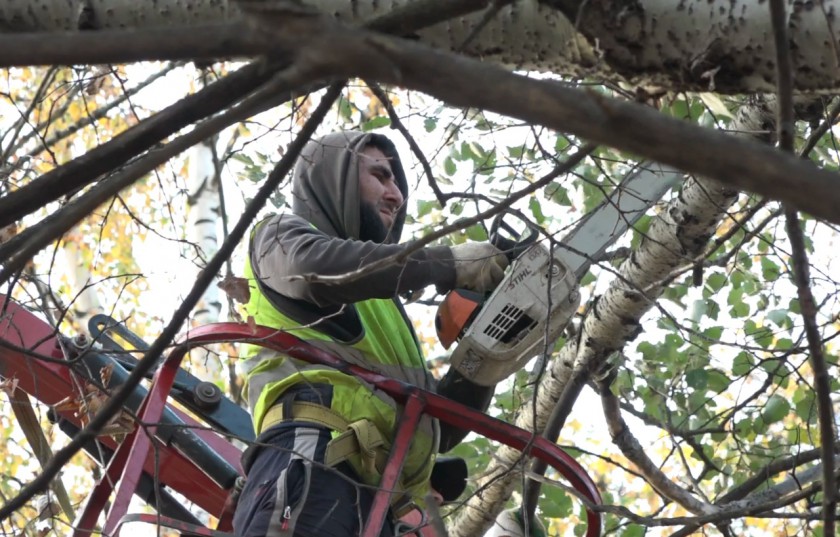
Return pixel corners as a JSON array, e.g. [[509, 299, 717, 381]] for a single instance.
[[1, 1, 840, 536]]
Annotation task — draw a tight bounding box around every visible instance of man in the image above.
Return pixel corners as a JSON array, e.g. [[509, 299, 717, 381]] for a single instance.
[[233, 130, 509, 536]]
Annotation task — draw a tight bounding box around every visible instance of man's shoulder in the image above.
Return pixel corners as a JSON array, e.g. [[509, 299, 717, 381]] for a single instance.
[[255, 212, 314, 234], [251, 212, 326, 250]]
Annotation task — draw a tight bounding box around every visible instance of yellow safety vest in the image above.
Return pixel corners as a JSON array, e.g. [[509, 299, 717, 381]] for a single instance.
[[240, 252, 438, 505]]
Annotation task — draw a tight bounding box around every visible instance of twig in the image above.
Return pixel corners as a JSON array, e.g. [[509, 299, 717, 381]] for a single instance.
[[768, 0, 795, 154], [6, 389, 76, 521], [19, 64, 177, 159], [0, 59, 281, 231], [599, 378, 717, 515], [290, 143, 596, 286], [769, 0, 836, 532], [365, 81, 446, 206], [784, 209, 836, 533], [0, 68, 325, 285], [0, 67, 58, 164]]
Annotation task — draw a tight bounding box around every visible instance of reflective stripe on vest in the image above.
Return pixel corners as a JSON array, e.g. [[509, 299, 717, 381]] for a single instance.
[[240, 243, 439, 502]]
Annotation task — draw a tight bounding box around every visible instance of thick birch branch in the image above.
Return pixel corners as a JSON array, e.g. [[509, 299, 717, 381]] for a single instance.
[[7, 0, 840, 92], [5, 16, 840, 223], [449, 102, 773, 536], [0, 0, 588, 74]]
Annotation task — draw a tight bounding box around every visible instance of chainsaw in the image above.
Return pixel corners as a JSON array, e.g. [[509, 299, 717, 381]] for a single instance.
[[436, 163, 684, 386]]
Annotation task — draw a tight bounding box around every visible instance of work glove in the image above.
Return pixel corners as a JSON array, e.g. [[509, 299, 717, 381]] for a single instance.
[[485, 508, 547, 537], [450, 242, 509, 293]]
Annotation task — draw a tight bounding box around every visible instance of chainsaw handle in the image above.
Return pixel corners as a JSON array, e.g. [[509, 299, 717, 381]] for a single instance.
[[489, 213, 539, 262]]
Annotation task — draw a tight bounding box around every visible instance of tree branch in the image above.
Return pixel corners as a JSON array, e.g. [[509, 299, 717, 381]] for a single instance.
[[288, 22, 840, 225], [289, 144, 595, 286], [4, 15, 840, 223], [600, 381, 718, 515], [17, 64, 177, 159], [0, 59, 282, 230], [365, 81, 446, 206], [0, 66, 326, 285], [784, 209, 836, 531], [769, 0, 836, 532], [0, 81, 345, 523]]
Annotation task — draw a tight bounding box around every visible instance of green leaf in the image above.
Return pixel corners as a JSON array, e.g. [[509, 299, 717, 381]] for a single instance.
[[766, 309, 789, 327], [754, 327, 774, 349], [706, 272, 727, 293], [540, 485, 572, 518], [669, 99, 689, 119], [732, 352, 754, 376], [730, 301, 750, 318], [637, 341, 657, 361], [706, 369, 730, 393], [232, 153, 255, 167], [416, 200, 438, 218], [361, 116, 391, 131], [423, 117, 437, 132], [460, 141, 476, 161], [685, 369, 708, 391], [622, 524, 646, 537], [762, 395, 791, 424], [507, 145, 525, 158], [444, 157, 457, 176], [704, 326, 723, 342], [338, 96, 353, 120], [760, 256, 781, 281], [705, 299, 720, 320], [775, 338, 794, 350], [727, 287, 743, 306], [466, 225, 488, 241], [548, 183, 572, 206], [529, 197, 545, 224]]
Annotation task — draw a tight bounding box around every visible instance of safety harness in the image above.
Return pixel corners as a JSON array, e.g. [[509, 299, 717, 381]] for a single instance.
[[258, 398, 415, 517]]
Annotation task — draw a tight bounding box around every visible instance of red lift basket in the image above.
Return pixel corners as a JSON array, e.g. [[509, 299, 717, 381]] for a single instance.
[[0, 295, 602, 537]]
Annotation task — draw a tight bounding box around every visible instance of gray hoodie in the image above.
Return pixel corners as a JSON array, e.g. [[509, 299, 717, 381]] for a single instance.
[[249, 130, 456, 342]]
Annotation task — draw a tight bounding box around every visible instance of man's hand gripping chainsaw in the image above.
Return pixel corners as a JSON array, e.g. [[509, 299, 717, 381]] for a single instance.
[[435, 164, 682, 386]]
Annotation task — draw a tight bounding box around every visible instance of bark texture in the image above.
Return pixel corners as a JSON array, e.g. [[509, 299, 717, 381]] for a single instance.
[[7, 0, 840, 92], [449, 100, 775, 537], [0, 0, 593, 73], [546, 0, 840, 92], [186, 141, 224, 380]]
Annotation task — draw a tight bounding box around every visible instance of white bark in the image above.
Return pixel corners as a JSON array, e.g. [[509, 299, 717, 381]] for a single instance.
[[186, 141, 223, 381], [61, 236, 103, 332], [0, 0, 233, 32], [449, 101, 776, 536], [561, 0, 840, 92], [0, 0, 590, 72], [5, 0, 840, 92]]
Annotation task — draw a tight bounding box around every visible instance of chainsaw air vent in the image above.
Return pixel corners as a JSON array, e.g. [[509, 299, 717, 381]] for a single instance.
[[483, 304, 538, 344]]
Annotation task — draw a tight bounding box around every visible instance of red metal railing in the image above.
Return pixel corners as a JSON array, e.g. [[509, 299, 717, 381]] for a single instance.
[[0, 296, 602, 536]]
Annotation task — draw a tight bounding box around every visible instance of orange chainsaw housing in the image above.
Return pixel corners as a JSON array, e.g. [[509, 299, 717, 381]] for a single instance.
[[435, 289, 485, 349]]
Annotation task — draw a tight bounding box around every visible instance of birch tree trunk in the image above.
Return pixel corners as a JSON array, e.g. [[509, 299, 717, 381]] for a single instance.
[[4, 0, 840, 93], [185, 140, 224, 381], [450, 99, 776, 537], [61, 231, 103, 333]]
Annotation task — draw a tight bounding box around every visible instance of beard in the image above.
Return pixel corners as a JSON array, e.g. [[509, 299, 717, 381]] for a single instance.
[[359, 201, 393, 243]]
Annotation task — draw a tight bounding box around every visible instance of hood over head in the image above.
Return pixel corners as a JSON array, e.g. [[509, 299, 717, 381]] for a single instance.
[[291, 130, 408, 243]]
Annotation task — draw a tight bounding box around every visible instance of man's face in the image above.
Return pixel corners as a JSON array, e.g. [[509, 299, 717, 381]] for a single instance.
[[358, 146, 404, 238]]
